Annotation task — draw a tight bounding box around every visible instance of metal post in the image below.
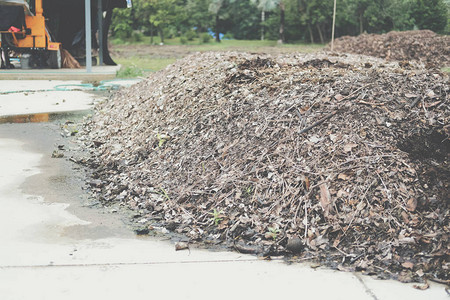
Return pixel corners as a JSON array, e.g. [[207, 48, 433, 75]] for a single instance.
[[85, 0, 92, 73], [97, 0, 103, 66], [331, 0, 337, 51]]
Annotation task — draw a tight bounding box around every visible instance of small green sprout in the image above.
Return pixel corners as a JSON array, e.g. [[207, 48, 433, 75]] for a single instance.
[[266, 227, 280, 240], [245, 186, 253, 195], [159, 188, 170, 201], [157, 133, 167, 147], [70, 127, 79, 136], [209, 209, 223, 226]]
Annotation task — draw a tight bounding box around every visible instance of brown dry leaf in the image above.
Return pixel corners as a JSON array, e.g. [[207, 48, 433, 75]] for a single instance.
[[335, 94, 344, 101], [343, 143, 358, 152], [426, 90, 436, 98], [416, 269, 424, 277], [304, 176, 310, 190], [333, 235, 341, 247], [175, 242, 189, 251], [337, 265, 355, 272], [338, 173, 351, 181], [424, 100, 441, 108], [319, 183, 332, 217], [405, 93, 417, 98], [337, 189, 348, 198], [413, 282, 429, 290], [401, 211, 409, 224], [359, 129, 367, 138], [406, 198, 417, 212], [402, 261, 414, 269]]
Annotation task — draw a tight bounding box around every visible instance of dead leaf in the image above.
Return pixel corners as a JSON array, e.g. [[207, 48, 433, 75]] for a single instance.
[[401, 211, 409, 224], [336, 189, 348, 198], [398, 237, 415, 244], [356, 201, 366, 211], [359, 129, 367, 138], [304, 176, 310, 190], [402, 261, 414, 269], [426, 90, 436, 98], [343, 143, 358, 152], [405, 93, 417, 98], [337, 264, 355, 272], [175, 242, 189, 251], [424, 100, 441, 108], [335, 94, 344, 101], [416, 269, 424, 277], [338, 173, 351, 180], [310, 262, 321, 269], [413, 282, 429, 290], [319, 183, 332, 217], [406, 198, 417, 212]]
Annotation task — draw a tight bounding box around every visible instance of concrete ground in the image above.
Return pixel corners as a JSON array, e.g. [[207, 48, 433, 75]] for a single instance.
[[0, 80, 448, 300]]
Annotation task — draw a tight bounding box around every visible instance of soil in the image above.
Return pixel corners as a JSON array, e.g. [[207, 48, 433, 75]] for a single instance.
[[76, 46, 449, 285]]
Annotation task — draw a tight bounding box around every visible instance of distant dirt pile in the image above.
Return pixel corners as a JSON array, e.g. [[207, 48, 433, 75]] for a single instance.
[[79, 52, 449, 283], [329, 30, 450, 68]]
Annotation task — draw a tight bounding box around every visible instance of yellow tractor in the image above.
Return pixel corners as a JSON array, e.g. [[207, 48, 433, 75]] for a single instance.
[[0, 0, 61, 68], [0, 0, 129, 69]]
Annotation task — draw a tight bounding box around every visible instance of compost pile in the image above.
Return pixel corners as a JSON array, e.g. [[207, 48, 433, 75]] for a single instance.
[[78, 51, 449, 283], [328, 30, 450, 68]]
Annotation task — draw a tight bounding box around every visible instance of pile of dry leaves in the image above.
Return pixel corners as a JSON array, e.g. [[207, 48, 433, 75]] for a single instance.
[[77, 51, 449, 284], [328, 30, 450, 68]]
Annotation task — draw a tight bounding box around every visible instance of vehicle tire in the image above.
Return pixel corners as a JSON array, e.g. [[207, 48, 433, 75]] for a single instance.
[[48, 49, 61, 69]]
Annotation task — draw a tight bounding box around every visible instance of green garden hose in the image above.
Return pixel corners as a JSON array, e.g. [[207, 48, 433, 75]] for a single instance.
[[0, 78, 141, 95]]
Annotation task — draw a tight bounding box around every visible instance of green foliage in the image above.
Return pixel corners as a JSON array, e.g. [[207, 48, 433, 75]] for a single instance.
[[412, 0, 448, 33], [116, 64, 144, 78], [209, 209, 224, 226], [132, 32, 144, 42], [157, 133, 170, 147], [112, 8, 133, 39], [228, 0, 260, 40], [251, 0, 280, 12], [223, 33, 233, 39], [185, 30, 198, 41], [186, 0, 213, 32], [200, 32, 212, 43], [110, 0, 448, 45], [266, 227, 280, 240], [159, 188, 170, 201]]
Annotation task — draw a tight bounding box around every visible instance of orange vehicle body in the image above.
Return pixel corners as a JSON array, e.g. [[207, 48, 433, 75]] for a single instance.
[[0, 0, 60, 51]]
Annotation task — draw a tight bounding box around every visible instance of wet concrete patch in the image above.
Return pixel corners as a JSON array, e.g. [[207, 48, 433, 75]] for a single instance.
[[0, 121, 135, 242], [0, 110, 92, 124]]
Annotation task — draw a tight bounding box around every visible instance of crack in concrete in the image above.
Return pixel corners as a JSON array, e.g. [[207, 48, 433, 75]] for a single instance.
[[355, 273, 380, 300], [0, 257, 266, 269]]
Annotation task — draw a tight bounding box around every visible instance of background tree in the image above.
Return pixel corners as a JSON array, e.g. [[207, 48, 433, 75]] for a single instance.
[[251, 0, 279, 40], [111, 6, 133, 39], [384, 0, 414, 31], [228, 0, 260, 39], [209, 0, 226, 42], [110, 0, 449, 44], [186, 0, 213, 33], [412, 0, 448, 33], [148, 0, 185, 44]]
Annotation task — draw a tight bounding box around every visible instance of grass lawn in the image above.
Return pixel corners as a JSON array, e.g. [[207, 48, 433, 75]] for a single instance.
[[115, 57, 177, 77], [112, 37, 325, 77]]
